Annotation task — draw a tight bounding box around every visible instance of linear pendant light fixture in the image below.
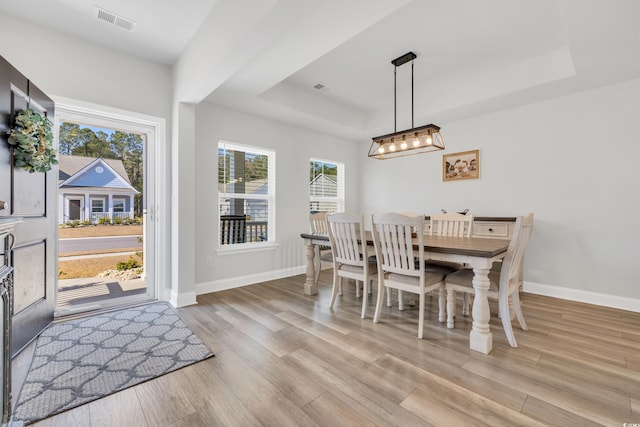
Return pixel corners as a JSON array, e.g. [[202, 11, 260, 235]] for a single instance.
[[368, 52, 444, 159]]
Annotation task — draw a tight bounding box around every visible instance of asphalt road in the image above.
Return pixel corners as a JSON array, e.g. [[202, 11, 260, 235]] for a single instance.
[[59, 235, 142, 254]]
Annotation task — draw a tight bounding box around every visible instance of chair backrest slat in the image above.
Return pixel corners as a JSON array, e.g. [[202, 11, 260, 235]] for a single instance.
[[429, 212, 473, 237], [327, 213, 366, 267], [310, 212, 328, 234], [372, 213, 424, 278]]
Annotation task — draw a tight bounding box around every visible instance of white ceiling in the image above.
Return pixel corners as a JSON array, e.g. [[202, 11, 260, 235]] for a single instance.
[[1, 0, 640, 142]]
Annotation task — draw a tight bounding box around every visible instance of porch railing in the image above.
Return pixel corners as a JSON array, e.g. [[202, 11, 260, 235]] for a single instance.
[[220, 217, 268, 244], [246, 221, 267, 242], [62, 212, 134, 225]]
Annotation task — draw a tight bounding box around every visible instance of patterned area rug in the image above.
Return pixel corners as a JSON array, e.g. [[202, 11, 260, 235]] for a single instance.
[[14, 302, 213, 425]]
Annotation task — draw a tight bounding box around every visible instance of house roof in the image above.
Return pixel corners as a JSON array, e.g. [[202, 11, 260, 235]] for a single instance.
[[58, 155, 132, 185], [219, 178, 268, 195]]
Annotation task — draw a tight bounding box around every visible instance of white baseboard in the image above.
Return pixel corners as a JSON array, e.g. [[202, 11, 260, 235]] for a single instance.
[[194, 273, 639, 314], [524, 281, 639, 313], [169, 290, 197, 308], [196, 266, 306, 295]]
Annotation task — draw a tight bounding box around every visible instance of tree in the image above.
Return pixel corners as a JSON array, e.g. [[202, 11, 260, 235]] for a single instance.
[[58, 122, 82, 155]]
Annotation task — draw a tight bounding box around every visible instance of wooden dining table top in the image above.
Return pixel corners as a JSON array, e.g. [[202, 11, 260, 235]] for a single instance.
[[300, 231, 509, 258]]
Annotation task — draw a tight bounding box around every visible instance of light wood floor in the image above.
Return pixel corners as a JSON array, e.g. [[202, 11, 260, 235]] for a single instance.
[[28, 273, 639, 426]]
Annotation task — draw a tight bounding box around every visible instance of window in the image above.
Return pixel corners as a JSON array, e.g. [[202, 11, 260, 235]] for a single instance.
[[218, 141, 275, 246], [91, 198, 104, 213], [310, 159, 344, 213], [113, 199, 125, 213]]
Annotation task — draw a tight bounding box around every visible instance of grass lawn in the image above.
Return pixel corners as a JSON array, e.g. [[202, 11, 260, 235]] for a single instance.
[[58, 253, 143, 279], [59, 224, 143, 239]]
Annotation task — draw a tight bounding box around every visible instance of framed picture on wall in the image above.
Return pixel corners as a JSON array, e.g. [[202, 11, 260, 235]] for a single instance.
[[443, 149, 479, 181]]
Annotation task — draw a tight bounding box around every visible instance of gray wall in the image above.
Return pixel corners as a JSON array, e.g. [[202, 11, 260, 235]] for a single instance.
[[194, 102, 361, 293], [360, 77, 640, 308]]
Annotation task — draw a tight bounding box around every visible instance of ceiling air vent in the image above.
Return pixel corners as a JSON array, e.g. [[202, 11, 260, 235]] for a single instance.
[[313, 83, 330, 93], [94, 6, 136, 32]]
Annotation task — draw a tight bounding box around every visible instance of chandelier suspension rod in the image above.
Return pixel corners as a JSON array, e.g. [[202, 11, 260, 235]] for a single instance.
[[394, 65, 397, 133], [411, 61, 414, 129]]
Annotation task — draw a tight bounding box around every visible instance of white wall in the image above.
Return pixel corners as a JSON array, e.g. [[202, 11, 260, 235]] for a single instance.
[[194, 103, 361, 293], [0, 14, 171, 120], [361, 77, 640, 306]]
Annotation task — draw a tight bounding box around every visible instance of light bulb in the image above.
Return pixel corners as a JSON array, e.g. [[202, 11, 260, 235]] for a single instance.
[[413, 137, 420, 147], [389, 143, 396, 152], [426, 135, 433, 145], [400, 140, 407, 150], [378, 145, 385, 154]]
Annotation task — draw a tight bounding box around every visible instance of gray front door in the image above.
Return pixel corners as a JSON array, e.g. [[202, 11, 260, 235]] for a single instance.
[[68, 199, 81, 221], [0, 56, 55, 356]]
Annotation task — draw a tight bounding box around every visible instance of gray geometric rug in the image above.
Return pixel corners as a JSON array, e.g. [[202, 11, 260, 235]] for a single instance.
[[13, 302, 213, 425]]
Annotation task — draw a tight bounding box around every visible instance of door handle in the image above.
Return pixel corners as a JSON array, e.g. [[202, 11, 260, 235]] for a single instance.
[[0, 201, 7, 211]]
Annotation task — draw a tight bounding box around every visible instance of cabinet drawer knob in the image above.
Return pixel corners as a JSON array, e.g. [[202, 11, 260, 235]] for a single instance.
[[488, 228, 493, 232]]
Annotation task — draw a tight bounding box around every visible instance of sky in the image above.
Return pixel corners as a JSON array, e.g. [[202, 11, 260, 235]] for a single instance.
[[81, 124, 114, 136]]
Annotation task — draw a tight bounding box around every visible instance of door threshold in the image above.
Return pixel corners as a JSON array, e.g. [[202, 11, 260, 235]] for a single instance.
[[54, 298, 157, 322]]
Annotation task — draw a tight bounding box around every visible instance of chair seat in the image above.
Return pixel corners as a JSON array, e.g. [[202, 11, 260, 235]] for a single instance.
[[387, 270, 445, 287], [340, 264, 366, 274], [445, 269, 500, 292]]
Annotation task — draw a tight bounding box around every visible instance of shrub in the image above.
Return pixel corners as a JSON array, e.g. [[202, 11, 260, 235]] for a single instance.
[[113, 216, 123, 225], [98, 217, 111, 225], [116, 256, 141, 271]]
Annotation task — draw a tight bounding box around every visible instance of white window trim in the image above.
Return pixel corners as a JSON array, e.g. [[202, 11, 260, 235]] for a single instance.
[[217, 241, 280, 255], [310, 157, 345, 213], [112, 198, 125, 212], [90, 197, 105, 212], [217, 140, 276, 251]]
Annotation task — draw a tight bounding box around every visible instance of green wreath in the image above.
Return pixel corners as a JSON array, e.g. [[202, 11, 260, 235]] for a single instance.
[[7, 108, 57, 173]]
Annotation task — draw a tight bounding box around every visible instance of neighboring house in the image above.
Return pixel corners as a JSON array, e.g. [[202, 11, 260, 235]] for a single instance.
[[218, 177, 268, 219], [309, 173, 337, 213], [58, 155, 139, 224], [219, 177, 269, 243]]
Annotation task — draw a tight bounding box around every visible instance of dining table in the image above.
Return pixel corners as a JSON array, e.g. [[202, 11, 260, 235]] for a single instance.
[[300, 231, 510, 354]]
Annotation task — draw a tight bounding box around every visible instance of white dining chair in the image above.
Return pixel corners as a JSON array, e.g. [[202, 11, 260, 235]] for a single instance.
[[425, 211, 475, 312], [444, 213, 534, 347], [326, 213, 377, 318], [426, 211, 474, 270], [309, 212, 333, 286], [429, 211, 474, 237], [371, 212, 445, 339]]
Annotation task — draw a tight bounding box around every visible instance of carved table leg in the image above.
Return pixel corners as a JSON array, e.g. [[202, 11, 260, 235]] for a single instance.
[[469, 265, 493, 354], [304, 241, 318, 295]]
